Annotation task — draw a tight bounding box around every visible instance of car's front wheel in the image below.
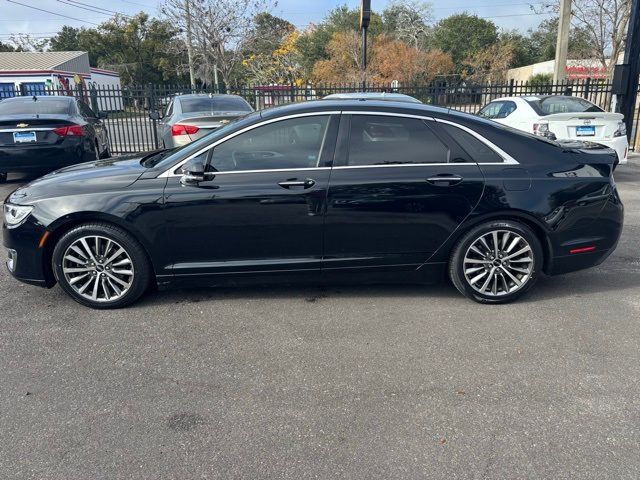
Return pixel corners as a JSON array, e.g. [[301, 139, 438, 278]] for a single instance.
[[52, 223, 152, 308], [449, 220, 543, 304]]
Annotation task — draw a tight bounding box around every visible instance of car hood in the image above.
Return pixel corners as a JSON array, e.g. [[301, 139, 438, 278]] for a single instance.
[[7, 153, 149, 204]]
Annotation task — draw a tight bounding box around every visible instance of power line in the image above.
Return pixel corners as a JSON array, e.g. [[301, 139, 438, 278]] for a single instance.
[[5, 0, 101, 26], [60, 0, 132, 17]]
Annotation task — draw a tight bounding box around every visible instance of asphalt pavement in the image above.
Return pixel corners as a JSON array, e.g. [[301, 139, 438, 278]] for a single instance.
[[0, 156, 639, 479]]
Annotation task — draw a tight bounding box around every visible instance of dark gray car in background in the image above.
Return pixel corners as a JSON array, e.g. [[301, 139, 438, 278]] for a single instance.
[[156, 93, 253, 148]]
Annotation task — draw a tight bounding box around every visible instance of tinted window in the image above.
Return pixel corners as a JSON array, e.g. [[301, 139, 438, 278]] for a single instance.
[[180, 96, 252, 113], [0, 97, 73, 115], [209, 115, 330, 172], [478, 101, 516, 119], [439, 123, 503, 164], [347, 115, 449, 166], [528, 96, 602, 115]]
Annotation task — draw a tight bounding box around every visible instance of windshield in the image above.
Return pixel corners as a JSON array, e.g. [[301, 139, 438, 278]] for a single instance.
[[143, 110, 261, 168], [180, 96, 252, 113], [0, 97, 73, 115], [527, 97, 603, 115]]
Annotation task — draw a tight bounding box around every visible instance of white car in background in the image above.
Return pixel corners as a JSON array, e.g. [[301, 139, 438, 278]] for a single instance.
[[478, 95, 628, 164]]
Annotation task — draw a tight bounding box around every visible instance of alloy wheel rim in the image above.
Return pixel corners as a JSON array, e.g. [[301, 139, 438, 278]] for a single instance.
[[62, 235, 134, 302], [463, 229, 534, 297]]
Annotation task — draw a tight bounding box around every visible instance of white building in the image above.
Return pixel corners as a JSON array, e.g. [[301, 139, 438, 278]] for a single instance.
[[0, 51, 123, 110]]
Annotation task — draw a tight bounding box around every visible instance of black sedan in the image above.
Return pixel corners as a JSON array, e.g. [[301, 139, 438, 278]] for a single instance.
[[0, 95, 110, 182], [2, 100, 623, 308]]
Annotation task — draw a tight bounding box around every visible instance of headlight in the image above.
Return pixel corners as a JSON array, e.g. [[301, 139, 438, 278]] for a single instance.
[[3, 203, 34, 228], [614, 121, 626, 137]]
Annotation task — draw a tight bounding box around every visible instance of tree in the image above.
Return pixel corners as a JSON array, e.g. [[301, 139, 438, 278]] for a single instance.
[[6, 34, 48, 52], [381, 0, 433, 48], [296, 5, 383, 80], [162, 0, 275, 86], [373, 34, 453, 83], [463, 42, 516, 83], [526, 17, 596, 63], [243, 30, 304, 84], [535, 0, 632, 77], [431, 14, 499, 68], [0, 42, 17, 52], [312, 30, 367, 83]]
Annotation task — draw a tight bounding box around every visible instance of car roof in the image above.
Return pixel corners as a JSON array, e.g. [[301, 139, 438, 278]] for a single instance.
[[1, 95, 74, 103], [175, 93, 243, 100], [259, 99, 450, 119], [322, 92, 422, 103]]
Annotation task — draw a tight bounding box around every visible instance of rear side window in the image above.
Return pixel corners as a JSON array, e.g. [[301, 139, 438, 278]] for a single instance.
[[527, 97, 602, 115], [347, 115, 449, 166], [438, 123, 503, 164], [0, 98, 73, 115], [478, 101, 516, 119]]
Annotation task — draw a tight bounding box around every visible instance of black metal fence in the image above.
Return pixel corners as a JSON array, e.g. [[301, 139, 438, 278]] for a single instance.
[[2, 78, 637, 154]]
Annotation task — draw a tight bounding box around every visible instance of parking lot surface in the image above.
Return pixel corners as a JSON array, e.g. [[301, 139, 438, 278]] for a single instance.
[[1, 158, 639, 479]]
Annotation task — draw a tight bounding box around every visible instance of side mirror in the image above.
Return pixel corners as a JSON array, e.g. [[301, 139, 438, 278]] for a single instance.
[[180, 157, 206, 185], [149, 110, 161, 121], [97, 111, 108, 119]]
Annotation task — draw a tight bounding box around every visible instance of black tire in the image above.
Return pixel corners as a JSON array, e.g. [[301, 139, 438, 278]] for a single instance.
[[0, 172, 7, 183], [52, 222, 152, 309], [448, 220, 543, 304]]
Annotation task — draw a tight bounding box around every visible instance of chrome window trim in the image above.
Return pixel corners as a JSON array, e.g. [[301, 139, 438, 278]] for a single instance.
[[159, 109, 518, 177], [159, 111, 340, 178], [433, 118, 519, 165]]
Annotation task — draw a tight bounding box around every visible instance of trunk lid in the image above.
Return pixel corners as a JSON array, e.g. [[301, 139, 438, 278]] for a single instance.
[[0, 114, 77, 146], [542, 112, 623, 140]]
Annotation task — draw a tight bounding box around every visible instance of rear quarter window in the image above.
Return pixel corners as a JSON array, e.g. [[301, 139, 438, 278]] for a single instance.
[[438, 123, 504, 164]]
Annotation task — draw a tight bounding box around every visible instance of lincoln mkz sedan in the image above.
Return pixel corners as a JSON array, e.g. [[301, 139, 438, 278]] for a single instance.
[[2, 100, 623, 308]]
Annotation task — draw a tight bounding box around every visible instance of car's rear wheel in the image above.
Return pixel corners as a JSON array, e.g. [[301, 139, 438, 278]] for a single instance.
[[52, 223, 152, 309], [449, 220, 543, 304]]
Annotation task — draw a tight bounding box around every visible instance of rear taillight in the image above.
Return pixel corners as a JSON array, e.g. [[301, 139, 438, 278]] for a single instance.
[[533, 122, 549, 136], [53, 125, 84, 136], [171, 124, 199, 136], [614, 121, 626, 137]]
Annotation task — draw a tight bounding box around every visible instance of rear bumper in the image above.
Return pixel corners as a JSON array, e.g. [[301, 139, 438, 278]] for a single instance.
[[0, 141, 88, 174], [592, 136, 628, 164], [548, 189, 623, 275]]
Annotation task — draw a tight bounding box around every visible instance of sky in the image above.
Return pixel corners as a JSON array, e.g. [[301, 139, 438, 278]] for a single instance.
[[0, 0, 555, 42]]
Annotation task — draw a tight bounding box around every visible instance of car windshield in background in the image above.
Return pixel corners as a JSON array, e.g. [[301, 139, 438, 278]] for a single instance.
[[527, 97, 603, 115], [180, 97, 252, 113], [0, 97, 73, 115]]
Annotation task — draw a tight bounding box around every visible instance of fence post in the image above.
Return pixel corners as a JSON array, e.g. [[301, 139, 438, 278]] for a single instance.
[[148, 83, 159, 150], [583, 77, 591, 99], [508, 78, 514, 96]]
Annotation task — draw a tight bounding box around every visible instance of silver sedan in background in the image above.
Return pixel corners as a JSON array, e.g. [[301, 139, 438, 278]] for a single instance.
[[157, 94, 253, 147]]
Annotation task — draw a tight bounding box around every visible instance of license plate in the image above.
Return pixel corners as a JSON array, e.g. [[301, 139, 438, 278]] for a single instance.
[[13, 131, 37, 143], [576, 126, 595, 136]]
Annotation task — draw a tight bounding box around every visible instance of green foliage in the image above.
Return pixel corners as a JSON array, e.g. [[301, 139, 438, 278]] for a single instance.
[[527, 18, 595, 63], [295, 4, 383, 79], [431, 14, 498, 68], [0, 41, 17, 52]]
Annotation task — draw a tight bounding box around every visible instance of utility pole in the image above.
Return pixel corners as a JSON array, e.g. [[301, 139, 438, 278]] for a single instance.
[[185, 0, 196, 89], [553, 0, 571, 83], [360, 0, 371, 91], [613, 0, 640, 143]]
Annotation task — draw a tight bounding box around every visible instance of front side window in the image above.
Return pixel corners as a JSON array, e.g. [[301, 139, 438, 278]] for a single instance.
[[77, 101, 96, 118], [208, 115, 330, 172], [478, 101, 516, 119], [439, 123, 503, 164], [347, 115, 449, 166]]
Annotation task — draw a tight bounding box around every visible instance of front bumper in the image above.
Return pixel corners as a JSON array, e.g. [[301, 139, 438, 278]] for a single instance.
[[2, 216, 53, 288]]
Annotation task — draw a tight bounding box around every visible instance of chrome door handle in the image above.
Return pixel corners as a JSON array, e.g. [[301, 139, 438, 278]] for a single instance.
[[278, 178, 316, 189], [426, 174, 463, 186]]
